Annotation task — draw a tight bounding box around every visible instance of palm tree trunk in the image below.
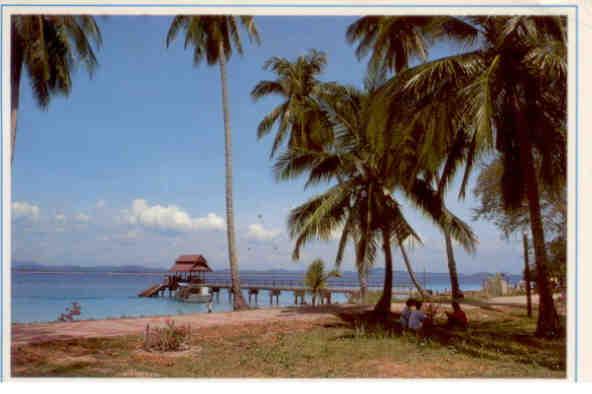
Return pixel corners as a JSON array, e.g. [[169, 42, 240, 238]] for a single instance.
[[523, 233, 533, 318], [517, 128, 559, 337], [397, 238, 427, 299], [357, 261, 368, 304], [444, 229, 464, 301], [218, 45, 247, 311], [11, 19, 23, 166], [374, 226, 393, 319], [515, 87, 560, 337]]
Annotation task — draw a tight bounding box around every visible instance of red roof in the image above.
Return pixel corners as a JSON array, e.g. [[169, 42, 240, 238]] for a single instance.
[[170, 254, 212, 272]]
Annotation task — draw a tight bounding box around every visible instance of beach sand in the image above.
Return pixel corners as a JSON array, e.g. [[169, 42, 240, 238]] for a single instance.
[[11, 303, 375, 346]]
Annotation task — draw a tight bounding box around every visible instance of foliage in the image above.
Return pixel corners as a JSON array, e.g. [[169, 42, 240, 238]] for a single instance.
[[473, 156, 566, 239], [166, 15, 260, 65], [304, 258, 340, 306], [143, 320, 191, 352], [12, 15, 102, 108], [57, 302, 81, 322], [251, 49, 332, 157]]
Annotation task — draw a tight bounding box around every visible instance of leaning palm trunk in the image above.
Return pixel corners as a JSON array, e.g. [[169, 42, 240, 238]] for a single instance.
[[374, 226, 394, 319], [444, 229, 464, 301], [397, 238, 427, 299], [218, 44, 247, 310], [10, 19, 23, 165]]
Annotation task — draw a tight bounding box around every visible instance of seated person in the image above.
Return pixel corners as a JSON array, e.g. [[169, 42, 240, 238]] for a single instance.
[[446, 301, 468, 329], [408, 301, 427, 332], [400, 298, 416, 329]]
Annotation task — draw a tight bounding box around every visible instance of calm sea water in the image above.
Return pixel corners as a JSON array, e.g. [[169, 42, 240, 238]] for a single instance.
[[11, 271, 484, 323]]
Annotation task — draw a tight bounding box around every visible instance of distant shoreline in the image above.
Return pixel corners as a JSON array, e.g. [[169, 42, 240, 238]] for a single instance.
[[12, 270, 167, 276]]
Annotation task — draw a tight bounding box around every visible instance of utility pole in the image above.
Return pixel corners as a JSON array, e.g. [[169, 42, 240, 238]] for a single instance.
[[523, 232, 533, 318]]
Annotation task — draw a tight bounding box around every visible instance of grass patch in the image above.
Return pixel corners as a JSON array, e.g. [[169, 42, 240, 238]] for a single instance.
[[12, 305, 565, 378]]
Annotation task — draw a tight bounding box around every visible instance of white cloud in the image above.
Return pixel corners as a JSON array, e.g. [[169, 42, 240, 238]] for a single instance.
[[122, 199, 224, 232], [96, 200, 106, 209], [247, 223, 281, 241], [55, 213, 67, 224], [75, 213, 90, 223], [12, 201, 40, 221]]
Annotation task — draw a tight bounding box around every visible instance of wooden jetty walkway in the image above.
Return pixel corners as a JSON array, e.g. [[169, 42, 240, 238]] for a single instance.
[[138, 255, 424, 305], [140, 279, 414, 305]]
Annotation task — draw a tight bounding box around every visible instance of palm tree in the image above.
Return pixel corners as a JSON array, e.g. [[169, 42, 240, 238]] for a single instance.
[[347, 16, 481, 304], [374, 16, 566, 337], [10, 15, 102, 165], [250, 49, 331, 157], [278, 80, 476, 320], [275, 77, 427, 304], [304, 258, 340, 306], [166, 16, 260, 310]]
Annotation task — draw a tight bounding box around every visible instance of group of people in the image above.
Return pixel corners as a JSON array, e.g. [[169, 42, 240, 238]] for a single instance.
[[399, 299, 468, 334]]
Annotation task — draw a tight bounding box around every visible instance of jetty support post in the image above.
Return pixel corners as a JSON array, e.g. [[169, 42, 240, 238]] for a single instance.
[[270, 289, 280, 305], [248, 288, 259, 305]]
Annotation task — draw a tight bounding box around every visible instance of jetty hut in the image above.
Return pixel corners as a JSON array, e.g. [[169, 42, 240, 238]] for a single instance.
[[168, 254, 212, 287], [139, 254, 213, 298]]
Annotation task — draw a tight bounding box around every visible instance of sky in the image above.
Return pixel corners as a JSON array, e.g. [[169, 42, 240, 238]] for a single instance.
[[11, 15, 525, 274]]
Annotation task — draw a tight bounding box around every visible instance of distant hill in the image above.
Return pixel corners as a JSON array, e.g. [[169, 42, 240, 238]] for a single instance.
[[12, 262, 166, 273], [12, 262, 520, 279]]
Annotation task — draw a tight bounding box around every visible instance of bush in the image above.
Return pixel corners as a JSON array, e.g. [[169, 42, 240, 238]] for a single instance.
[[57, 302, 81, 322], [143, 319, 191, 352]]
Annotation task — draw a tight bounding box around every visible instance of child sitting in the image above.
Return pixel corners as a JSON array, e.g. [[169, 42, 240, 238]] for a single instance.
[[445, 301, 468, 329], [400, 298, 416, 330], [408, 300, 427, 332]]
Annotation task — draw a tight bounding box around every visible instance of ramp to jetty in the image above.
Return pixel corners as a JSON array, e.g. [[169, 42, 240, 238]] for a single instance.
[[138, 284, 166, 297]]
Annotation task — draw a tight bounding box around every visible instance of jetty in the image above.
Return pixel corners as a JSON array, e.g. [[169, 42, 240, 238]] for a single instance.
[[139, 255, 417, 305]]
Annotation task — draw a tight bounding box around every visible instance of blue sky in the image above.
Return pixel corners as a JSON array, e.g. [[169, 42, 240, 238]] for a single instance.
[[11, 16, 524, 274]]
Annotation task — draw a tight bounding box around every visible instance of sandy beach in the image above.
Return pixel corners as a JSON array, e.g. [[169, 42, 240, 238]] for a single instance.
[[11, 304, 370, 346]]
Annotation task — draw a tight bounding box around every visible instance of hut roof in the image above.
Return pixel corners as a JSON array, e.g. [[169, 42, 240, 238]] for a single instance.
[[170, 254, 212, 272]]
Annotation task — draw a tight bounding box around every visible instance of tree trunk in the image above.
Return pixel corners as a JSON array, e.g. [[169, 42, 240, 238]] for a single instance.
[[517, 130, 560, 337], [218, 46, 247, 310], [444, 229, 464, 301], [514, 87, 560, 337], [523, 233, 533, 318], [374, 226, 393, 320], [357, 262, 368, 304], [11, 18, 23, 166], [397, 237, 427, 299]]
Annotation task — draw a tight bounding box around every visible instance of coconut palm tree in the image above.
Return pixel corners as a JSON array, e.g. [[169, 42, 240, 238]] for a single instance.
[[250, 49, 332, 157], [304, 258, 340, 306], [166, 15, 260, 310], [10, 15, 102, 165], [274, 76, 428, 303], [347, 16, 481, 304], [373, 15, 566, 337], [278, 80, 476, 320]]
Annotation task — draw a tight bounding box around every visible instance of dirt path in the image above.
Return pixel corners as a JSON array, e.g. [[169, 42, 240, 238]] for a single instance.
[[11, 304, 369, 346]]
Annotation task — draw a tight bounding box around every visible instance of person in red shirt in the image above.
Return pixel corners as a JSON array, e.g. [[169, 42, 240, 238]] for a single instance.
[[446, 301, 468, 329]]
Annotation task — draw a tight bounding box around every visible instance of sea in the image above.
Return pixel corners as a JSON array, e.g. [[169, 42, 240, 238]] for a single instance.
[[11, 270, 502, 324]]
